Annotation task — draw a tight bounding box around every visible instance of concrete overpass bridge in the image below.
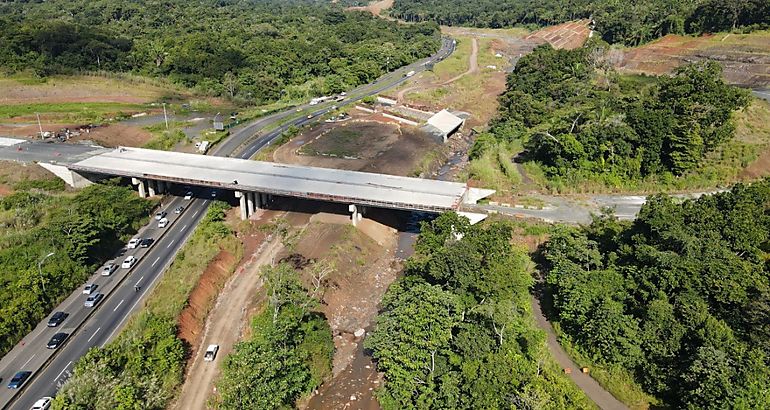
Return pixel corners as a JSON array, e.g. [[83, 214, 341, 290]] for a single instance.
[[47, 147, 493, 223]]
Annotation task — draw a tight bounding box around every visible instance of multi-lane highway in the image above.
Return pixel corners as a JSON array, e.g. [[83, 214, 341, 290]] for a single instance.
[[1, 36, 454, 410]]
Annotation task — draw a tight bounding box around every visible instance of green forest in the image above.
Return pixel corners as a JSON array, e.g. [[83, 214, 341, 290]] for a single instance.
[[471, 40, 751, 188], [542, 181, 770, 407], [0, 0, 440, 103], [0, 181, 152, 357], [366, 213, 591, 409], [390, 0, 770, 45], [216, 263, 333, 409]]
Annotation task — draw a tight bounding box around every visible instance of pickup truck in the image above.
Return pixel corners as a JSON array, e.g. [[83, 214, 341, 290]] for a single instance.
[[204, 344, 219, 361]]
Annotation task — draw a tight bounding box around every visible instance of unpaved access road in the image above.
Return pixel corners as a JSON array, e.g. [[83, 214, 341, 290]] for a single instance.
[[172, 232, 284, 410]]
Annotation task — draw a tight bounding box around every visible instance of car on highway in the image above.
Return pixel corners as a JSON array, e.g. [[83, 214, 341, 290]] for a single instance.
[[127, 237, 141, 249], [47, 311, 68, 327], [204, 344, 219, 361], [46, 332, 68, 349], [184, 191, 193, 200], [307, 114, 314, 119], [174, 205, 185, 214], [158, 218, 169, 228], [139, 238, 155, 248], [102, 262, 118, 276], [210, 190, 218, 198], [155, 211, 167, 220], [6, 371, 31, 389], [84, 293, 103, 308], [83, 283, 98, 295], [31, 397, 52, 410], [121, 255, 137, 269]]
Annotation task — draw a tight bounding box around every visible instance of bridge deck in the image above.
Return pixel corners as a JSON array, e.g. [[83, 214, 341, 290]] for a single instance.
[[69, 147, 468, 212]]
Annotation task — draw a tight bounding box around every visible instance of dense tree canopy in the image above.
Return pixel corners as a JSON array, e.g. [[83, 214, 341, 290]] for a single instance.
[[542, 180, 770, 407], [0, 181, 152, 357], [476, 41, 751, 185], [0, 0, 440, 103], [366, 213, 591, 409], [390, 0, 770, 45]]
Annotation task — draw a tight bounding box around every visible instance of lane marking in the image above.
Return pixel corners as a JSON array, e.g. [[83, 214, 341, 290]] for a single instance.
[[55, 361, 72, 381], [22, 354, 36, 367], [166, 239, 175, 248], [181, 224, 188, 231], [105, 286, 150, 344], [192, 209, 199, 217], [113, 299, 125, 312], [87, 327, 101, 343], [151, 256, 160, 267]]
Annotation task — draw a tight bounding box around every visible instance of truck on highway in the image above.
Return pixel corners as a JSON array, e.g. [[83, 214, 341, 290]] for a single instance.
[[405, 70, 416, 77]]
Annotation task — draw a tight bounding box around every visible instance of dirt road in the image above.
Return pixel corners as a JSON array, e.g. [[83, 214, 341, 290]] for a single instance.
[[442, 38, 479, 85], [531, 287, 628, 410], [173, 233, 284, 410]]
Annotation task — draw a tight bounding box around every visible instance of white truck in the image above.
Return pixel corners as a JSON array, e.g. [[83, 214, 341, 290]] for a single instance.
[[405, 70, 416, 77], [204, 344, 219, 361]]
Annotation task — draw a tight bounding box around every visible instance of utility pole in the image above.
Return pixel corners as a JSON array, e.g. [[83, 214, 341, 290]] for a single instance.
[[163, 103, 169, 130], [37, 252, 54, 294], [36, 112, 44, 138]]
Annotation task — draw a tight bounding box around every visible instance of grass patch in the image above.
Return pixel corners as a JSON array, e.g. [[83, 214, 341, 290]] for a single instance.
[[465, 142, 521, 194], [0, 102, 145, 121], [432, 37, 472, 80], [143, 121, 192, 151]]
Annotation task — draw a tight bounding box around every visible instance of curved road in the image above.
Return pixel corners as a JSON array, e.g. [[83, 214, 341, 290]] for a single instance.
[[1, 37, 455, 410]]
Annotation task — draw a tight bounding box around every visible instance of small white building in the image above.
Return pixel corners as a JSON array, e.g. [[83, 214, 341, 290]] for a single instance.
[[426, 109, 464, 142]]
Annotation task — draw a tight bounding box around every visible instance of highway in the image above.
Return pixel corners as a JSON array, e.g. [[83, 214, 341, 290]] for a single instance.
[[1, 36, 454, 410]]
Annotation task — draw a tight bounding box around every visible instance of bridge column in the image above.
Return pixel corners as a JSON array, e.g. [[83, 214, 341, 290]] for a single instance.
[[349, 204, 361, 227], [147, 180, 157, 197], [156, 180, 166, 194], [260, 193, 268, 207], [246, 192, 255, 215], [132, 178, 147, 198], [235, 191, 248, 220], [254, 192, 263, 209]]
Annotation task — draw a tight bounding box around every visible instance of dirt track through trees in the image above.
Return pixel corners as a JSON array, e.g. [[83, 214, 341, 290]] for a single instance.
[[173, 231, 284, 410]]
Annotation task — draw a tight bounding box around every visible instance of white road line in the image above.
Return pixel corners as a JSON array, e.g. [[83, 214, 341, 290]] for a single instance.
[[22, 354, 36, 367], [166, 239, 175, 248], [151, 256, 160, 267], [105, 286, 150, 343], [192, 209, 199, 217], [113, 299, 125, 312], [181, 224, 188, 231], [137, 275, 144, 284], [55, 361, 72, 381], [87, 327, 101, 343]]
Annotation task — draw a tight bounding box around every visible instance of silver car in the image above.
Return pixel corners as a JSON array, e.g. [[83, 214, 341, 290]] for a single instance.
[[84, 293, 103, 308]]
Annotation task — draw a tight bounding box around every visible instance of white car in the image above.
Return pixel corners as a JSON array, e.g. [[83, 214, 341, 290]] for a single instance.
[[127, 238, 141, 249], [31, 397, 52, 410], [158, 218, 169, 228], [83, 283, 98, 295], [184, 191, 193, 200], [102, 262, 118, 276], [155, 211, 167, 220], [204, 344, 219, 361], [121, 255, 137, 269], [84, 293, 103, 308]]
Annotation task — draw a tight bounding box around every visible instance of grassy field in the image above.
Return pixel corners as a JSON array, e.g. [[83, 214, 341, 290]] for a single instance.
[[0, 102, 146, 121]]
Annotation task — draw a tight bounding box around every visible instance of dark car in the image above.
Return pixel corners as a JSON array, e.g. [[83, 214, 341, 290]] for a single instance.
[[139, 238, 155, 248], [7, 371, 31, 389], [46, 332, 68, 349], [47, 311, 67, 327]]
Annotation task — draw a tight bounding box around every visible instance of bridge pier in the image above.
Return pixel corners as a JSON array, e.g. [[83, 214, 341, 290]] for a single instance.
[[246, 192, 255, 215], [132, 178, 148, 198], [255, 192, 263, 209], [235, 191, 248, 220], [349, 204, 362, 227], [147, 180, 157, 197]]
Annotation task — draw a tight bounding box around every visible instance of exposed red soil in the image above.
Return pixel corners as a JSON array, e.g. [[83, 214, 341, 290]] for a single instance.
[[616, 33, 770, 87], [346, 0, 394, 16], [177, 250, 238, 351], [0, 122, 152, 147]]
